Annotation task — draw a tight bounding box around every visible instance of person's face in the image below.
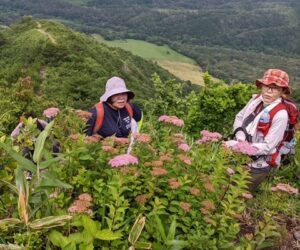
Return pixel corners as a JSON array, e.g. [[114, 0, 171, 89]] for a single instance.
[[261, 84, 284, 105], [110, 93, 128, 109]]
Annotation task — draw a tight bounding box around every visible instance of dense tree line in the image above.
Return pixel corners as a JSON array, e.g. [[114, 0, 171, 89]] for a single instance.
[[1, 0, 300, 88]]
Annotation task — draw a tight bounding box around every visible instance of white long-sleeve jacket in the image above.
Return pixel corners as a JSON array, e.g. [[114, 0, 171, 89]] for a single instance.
[[233, 94, 288, 168]]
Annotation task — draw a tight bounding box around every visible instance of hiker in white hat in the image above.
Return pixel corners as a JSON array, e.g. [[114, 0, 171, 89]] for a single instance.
[[86, 76, 142, 138]]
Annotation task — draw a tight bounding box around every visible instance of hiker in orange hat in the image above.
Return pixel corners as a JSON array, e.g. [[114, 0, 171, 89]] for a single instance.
[[226, 69, 298, 191], [86, 76, 142, 138]]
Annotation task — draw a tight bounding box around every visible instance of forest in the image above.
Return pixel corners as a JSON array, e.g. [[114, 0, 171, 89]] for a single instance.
[[1, 0, 300, 85]]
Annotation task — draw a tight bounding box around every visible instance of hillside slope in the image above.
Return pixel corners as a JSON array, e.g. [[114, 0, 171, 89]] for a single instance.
[[0, 17, 177, 110], [1, 0, 300, 85]]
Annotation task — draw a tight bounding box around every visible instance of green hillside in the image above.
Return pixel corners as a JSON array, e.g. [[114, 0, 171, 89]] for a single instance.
[[0, 17, 177, 110], [93, 35, 206, 85], [1, 0, 300, 86]]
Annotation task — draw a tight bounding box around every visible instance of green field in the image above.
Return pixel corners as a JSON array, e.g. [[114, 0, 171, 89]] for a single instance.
[[93, 35, 205, 85]]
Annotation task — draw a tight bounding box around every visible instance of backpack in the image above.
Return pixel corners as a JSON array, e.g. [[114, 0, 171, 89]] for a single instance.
[[92, 102, 133, 134]]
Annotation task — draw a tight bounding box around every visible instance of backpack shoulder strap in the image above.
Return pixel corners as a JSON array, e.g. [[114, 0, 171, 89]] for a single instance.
[[93, 102, 104, 134], [268, 103, 286, 121], [282, 98, 299, 125], [125, 103, 133, 118], [93, 102, 133, 134]]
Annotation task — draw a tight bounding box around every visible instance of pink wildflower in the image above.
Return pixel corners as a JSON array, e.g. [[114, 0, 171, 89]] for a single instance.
[[135, 194, 148, 206], [180, 202, 191, 213], [229, 141, 258, 156], [78, 193, 92, 202], [189, 187, 200, 196], [68, 193, 93, 214], [242, 192, 253, 200], [204, 182, 215, 193], [158, 115, 184, 127], [178, 154, 192, 165], [108, 154, 139, 168], [75, 110, 92, 121], [151, 160, 164, 167], [168, 178, 181, 189], [200, 208, 209, 215], [159, 154, 173, 163], [178, 143, 191, 152], [43, 107, 60, 119], [102, 145, 115, 152], [151, 167, 168, 176], [270, 183, 298, 195], [132, 133, 151, 143], [196, 130, 222, 144], [113, 137, 129, 144], [68, 134, 81, 141], [226, 167, 235, 176], [202, 200, 215, 210], [84, 135, 102, 144]]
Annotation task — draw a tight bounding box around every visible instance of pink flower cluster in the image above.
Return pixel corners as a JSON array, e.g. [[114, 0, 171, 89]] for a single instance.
[[271, 183, 298, 195], [132, 133, 151, 143], [43, 107, 60, 119], [108, 154, 139, 168], [231, 141, 258, 156], [180, 202, 191, 213], [178, 143, 191, 152], [226, 168, 235, 176], [75, 110, 92, 121], [168, 178, 181, 189], [68, 193, 93, 215], [242, 192, 253, 200], [196, 130, 222, 144], [158, 115, 184, 127]]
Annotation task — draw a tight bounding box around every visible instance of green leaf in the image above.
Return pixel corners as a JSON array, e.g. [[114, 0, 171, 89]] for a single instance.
[[68, 233, 85, 244], [33, 120, 54, 164], [0, 218, 22, 227], [167, 219, 176, 241], [40, 156, 63, 169], [82, 215, 98, 237], [154, 214, 167, 241], [0, 179, 18, 195], [62, 242, 76, 250], [0, 141, 36, 173], [79, 243, 94, 250], [128, 214, 145, 244], [48, 230, 68, 247], [29, 215, 72, 230], [95, 229, 122, 241], [36, 174, 72, 190], [134, 241, 152, 249], [165, 240, 189, 249]]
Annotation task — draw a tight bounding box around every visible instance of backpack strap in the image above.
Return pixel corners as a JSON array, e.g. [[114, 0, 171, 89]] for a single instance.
[[93, 102, 105, 134], [93, 102, 134, 134], [125, 103, 133, 118]]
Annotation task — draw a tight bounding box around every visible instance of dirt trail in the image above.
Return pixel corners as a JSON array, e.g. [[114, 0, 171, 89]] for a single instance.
[[36, 21, 57, 45]]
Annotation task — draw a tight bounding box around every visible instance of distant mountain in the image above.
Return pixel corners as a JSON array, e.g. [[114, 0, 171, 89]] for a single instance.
[[0, 17, 177, 110], [1, 0, 300, 87]]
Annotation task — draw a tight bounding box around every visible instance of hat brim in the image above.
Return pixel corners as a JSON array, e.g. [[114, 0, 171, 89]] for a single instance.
[[100, 89, 135, 102], [255, 79, 291, 95]]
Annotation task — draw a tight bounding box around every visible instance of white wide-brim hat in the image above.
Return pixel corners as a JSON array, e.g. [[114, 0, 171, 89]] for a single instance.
[[100, 76, 135, 102]]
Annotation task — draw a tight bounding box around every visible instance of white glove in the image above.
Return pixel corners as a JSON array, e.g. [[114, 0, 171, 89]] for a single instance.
[[224, 140, 239, 148]]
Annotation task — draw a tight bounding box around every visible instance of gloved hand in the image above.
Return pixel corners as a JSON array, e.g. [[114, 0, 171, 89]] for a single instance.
[[224, 140, 239, 148]]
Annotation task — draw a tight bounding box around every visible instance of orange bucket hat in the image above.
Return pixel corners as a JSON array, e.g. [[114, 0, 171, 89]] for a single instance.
[[256, 69, 290, 94]]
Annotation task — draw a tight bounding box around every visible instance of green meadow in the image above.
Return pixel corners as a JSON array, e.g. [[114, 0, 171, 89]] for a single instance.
[[93, 34, 205, 85]]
